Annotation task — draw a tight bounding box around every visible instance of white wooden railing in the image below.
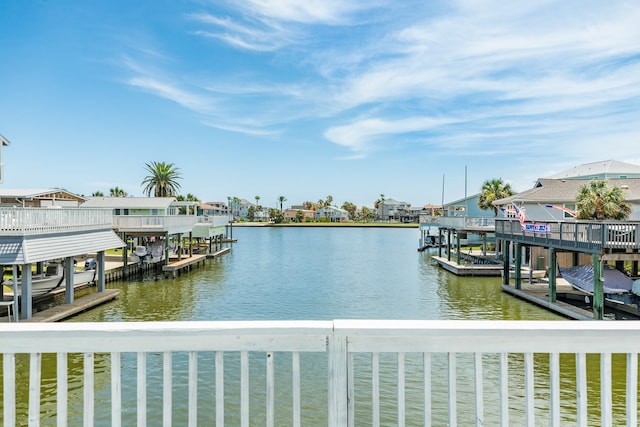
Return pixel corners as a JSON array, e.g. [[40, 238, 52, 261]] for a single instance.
[[1, 320, 639, 426], [0, 208, 113, 235], [438, 216, 496, 231], [496, 219, 640, 251], [196, 214, 231, 227], [112, 215, 198, 234]]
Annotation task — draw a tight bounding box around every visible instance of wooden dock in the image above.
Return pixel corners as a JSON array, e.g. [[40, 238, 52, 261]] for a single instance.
[[1, 247, 233, 322], [431, 255, 503, 276], [501, 283, 594, 320], [21, 289, 120, 323], [162, 248, 230, 278]]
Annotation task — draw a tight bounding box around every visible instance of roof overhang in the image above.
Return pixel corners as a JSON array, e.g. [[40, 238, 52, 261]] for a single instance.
[[0, 230, 125, 265]]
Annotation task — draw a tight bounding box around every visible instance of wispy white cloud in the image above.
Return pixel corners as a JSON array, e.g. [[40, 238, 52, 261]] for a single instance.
[[189, 13, 296, 51], [120, 0, 640, 163], [238, 0, 381, 25]]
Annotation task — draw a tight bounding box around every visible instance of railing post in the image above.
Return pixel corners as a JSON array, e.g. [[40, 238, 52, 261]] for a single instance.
[[593, 255, 604, 320], [514, 243, 522, 290], [502, 240, 510, 286], [65, 256, 74, 304], [328, 332, 348, 427], [97, 251, 105, 292], [548, 248, 556, 303]]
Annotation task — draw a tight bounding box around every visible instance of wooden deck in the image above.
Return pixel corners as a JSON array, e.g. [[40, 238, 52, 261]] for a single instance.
[[19, 289, 120, 322], [162, 254, 207, 278], [431, 255, 503, 276], [501, 282, 595, 320]]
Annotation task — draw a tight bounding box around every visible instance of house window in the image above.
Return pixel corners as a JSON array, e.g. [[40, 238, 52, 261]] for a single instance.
[[564, 204, 575, 219], [151, 209, 158, 215]]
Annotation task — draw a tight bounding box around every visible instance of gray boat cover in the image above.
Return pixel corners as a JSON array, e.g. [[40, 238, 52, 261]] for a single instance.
[[559, 264, 632, 294]]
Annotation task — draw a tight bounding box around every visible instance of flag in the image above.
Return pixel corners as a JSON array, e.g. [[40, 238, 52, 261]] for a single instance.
[[500, 206, 516, 216], [544, 204, 577, 217], [513, 205, 526, 227]]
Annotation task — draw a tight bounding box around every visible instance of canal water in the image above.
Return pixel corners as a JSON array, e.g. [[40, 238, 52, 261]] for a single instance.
[[12, 227, 632, 425]]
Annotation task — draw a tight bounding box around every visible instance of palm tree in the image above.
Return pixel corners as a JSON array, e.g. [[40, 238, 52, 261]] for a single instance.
[[325, 195, 333, 207], [576, 180, 632, 220], [141, 161, 182, 197], [278, 196, 287, 212], [478, 178, 514, 216], [374, 194, 385, 209], [109, 186, 128, 197], [255, 195, 260, 207], [91, 191, 104, 197]]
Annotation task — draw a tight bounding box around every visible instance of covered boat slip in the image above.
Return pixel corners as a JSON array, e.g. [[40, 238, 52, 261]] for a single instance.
[[496, 218, 640, 319], [0, 207, 125, 321]]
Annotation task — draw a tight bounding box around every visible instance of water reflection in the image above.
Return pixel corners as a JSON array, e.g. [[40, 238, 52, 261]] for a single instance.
[[14, 227, 630, 425]]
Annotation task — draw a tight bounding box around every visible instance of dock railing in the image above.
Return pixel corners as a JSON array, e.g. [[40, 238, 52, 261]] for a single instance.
[[112, 215, 198, 234], [1, 320, 639, 426], [495, 219, 640, 252], [0, 208, 113, 235], [438, 216, 496, 231]]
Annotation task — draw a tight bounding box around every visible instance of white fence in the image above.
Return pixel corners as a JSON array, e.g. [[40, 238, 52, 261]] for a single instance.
[[112, 215, 198, 234], [0, 208, 113, 235], [438, 216, 496, 231], [1, 320, 639, 426]]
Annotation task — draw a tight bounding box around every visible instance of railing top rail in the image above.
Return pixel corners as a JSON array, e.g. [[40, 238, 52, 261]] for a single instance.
[[0, 320, 332, 353], [2, 320, 640, 354], [0, 207, 114, 235]]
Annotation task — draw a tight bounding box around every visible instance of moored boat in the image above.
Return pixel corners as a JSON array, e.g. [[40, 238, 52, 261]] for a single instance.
[[1, 262, 97, 297]]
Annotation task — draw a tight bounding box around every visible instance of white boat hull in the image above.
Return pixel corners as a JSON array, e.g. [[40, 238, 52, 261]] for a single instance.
[[3, 268, 97, 297]]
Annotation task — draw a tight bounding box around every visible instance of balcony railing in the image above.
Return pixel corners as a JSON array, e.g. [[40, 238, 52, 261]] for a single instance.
[[112, 215, 198, 234], [195, 214, 231, 227], [0, 208, 113, 236], [438, 216, 496, 231], [1, 320, 638, 426], [495, 219, 640, 253]]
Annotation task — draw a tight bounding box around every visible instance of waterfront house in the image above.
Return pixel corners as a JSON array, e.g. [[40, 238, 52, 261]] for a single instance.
[[490, 160, 640, 319], [315, 205, 349, 222], [0, 203, 125, 320], [284, 208, 315, 222], [199, 201, 229, 216], [548, 159, 640, 180], [492, 160, 640, 222], [81, 196, 229, 258], [493, 178, 640, 222], [376, 198, 412, 222], [0, 188, 86, 208]]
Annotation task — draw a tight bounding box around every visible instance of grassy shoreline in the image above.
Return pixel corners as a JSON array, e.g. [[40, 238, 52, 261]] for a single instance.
[[232, 222, 419, 228]]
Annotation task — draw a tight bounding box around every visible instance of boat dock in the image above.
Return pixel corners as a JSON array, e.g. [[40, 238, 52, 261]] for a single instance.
[[432, 255, 503, 276], [1, 247, 233, 322], [162, 247, 231, 278], [501, 281, 594, 320], [22, 289, 120, 322]]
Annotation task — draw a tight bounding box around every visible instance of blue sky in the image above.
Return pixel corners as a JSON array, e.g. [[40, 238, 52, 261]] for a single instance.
[[1, 1, 639, 208]]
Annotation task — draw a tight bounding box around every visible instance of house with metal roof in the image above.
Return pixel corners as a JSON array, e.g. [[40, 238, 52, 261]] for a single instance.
[[0, 206, 125, 320], [315, 206, 349, 222], [81, 197, 198, 235], [0, 189, 86, 207], [548, 159, 640, 180], [493, 178, 640, 221], [80, 197, 229, 262]]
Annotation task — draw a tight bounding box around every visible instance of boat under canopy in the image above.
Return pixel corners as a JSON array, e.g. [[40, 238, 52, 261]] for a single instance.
[[559, 264, 633, 295]]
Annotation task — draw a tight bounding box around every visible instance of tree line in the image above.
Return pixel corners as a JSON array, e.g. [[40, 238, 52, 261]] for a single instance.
[[91, 162, 633, 222]]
